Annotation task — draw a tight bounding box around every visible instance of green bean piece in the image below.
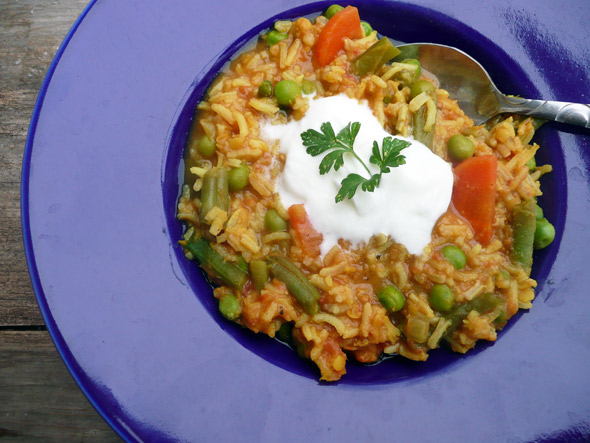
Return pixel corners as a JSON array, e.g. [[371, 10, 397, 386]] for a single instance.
[[324, 4, 344, 19], [267, 255, 320, 315], [276, 322, 294, 346], [447, 134, 475, 162], [360, 21, 373, 36], [494, 309, 507, 328], [198, 135, 216, 158], [410, 79, 437, 148], [402, 58, 421, 75], [496, 269, 511, 287], [526, 156, 536, 171], [442, 292, 501, 339], [257, 80, 273, 98], [266, 30, 288, 46], [228, 163, 249, 192], [441, 245, 467, 269], [236, 256, 249, 273], [392, 44, 419, 62], [184, 238, 248, 290], [534, 218, 555, 249], [296, 341, 308, 359], [199, 167, 229, 223], [412, 104, 434, 148], [219, 294, 241, 320], [301, 79, 316, 95], [182, 226, 196, 260], [264, 209, 287, 232], [274, 80, 301, 107], [378, 286, 405, 312], [535, 203, 544, 220], [511, 199, 536, 273], [397, 58, 421, 84], [250, 260, 269, 291], [409, 79, 435, 99], [429, 284, 454, 312], [350, 38, 401, 77]]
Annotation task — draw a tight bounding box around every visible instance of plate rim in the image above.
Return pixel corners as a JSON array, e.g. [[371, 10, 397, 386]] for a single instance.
[[20, 0, 136, 440]]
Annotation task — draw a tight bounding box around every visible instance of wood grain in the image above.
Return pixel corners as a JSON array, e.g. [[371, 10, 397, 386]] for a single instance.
[[0, 0, 121, 440], [0, 332, 120, 442]]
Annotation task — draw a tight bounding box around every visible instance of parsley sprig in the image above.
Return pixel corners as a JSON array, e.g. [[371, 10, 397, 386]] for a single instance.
[[301, 122, 410, 203]]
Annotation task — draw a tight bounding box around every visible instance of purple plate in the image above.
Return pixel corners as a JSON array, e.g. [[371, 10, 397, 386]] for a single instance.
[[22, 0, 590, 441]]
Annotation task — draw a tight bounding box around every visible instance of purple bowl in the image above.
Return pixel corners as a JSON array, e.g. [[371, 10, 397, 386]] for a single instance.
[[23, 0, 590, 441]]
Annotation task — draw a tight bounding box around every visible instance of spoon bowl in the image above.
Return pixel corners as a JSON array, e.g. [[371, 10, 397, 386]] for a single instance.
[[401, 43, 590, 128]]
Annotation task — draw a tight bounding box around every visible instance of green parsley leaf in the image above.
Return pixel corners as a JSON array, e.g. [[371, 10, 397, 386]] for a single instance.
[[370, 137, 410, 174], [319, 150, 346, 174], [300, 122, 336, 156], [336, 121, 361, 148], [336, 174, 366, 202], [301, 122, 364, 175], [301, 121, 409, 203]]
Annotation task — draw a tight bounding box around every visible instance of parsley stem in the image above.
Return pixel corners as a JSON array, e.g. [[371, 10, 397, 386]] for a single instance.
[[353, 152, 373, 176], [334, 139, 372, 176]]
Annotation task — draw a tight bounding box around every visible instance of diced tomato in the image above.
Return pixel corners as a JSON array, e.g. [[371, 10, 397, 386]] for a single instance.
[[288, 204, 323, 257], [451, 155, 498, 246], [313, 6, 363, 67]]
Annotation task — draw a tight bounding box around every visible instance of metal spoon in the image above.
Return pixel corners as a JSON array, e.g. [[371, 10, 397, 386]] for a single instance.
[[399, 43, 590, 128]]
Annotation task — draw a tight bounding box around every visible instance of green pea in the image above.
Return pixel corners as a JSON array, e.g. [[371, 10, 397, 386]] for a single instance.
[[441, 245, 467, 270], [258, 80, 273, 98], [378, 286, 405, 312], [360, 21, 372, 36], [534, 218, 555, 249], [219, 294, 241, 320], [228, 163, 249, 192], [447, 134, 475, 162], [383, 96, 392, 105], [325, 4, 344, 19], [526, 156, 536, 171], [266, 30, 288, 46], [198, 135, 216, 157], [301, 79, 316, 95], [409, 79, 435, 99], [265, 209, 287, 232], [274, 80, 301, 107], [429, 284, 454, 312], [535, 203, 544, 220]]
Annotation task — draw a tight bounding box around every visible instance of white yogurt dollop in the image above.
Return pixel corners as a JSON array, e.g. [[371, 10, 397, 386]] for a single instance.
[[261, 95, 453, 256]]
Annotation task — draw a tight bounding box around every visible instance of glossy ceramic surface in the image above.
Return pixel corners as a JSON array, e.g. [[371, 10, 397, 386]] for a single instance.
[[23, 0, 590, 441]]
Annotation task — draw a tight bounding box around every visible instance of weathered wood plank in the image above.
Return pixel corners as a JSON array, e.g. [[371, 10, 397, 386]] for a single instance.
[[0, 331, 121, 442]]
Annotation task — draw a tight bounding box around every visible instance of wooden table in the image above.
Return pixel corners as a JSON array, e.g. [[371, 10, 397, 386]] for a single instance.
[[0, 1, 121, 440]]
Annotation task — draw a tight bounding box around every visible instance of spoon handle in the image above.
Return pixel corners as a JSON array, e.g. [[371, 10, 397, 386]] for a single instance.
[[498, 96, 590, 128]]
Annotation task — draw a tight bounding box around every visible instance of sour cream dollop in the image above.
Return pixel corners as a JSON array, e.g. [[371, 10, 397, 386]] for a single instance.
[[261, 95, 453, 256]]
